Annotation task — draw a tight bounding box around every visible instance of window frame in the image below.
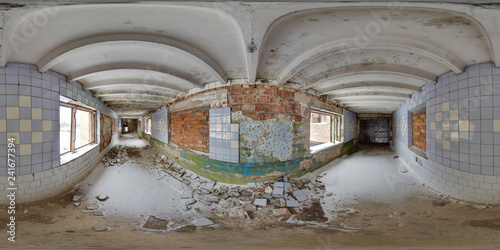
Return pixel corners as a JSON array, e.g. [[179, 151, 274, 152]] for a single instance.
[[310, 109, 343, 153], [145, 117, 152, 134], [60, 102, 96, 155]]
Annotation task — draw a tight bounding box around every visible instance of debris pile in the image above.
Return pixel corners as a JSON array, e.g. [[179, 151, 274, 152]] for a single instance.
[[102, 146, 130, 167], [96, 145, 332, 231]]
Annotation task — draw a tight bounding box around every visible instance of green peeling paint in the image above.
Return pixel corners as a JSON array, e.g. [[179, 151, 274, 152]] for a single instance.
[[138, 130, 356, 184]]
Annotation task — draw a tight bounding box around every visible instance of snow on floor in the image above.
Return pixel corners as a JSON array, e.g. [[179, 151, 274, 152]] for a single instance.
[[76, 135, 202, 226], [114, 133, 150, 148], [302, 148, 431, 214], [75, 137, 431, 228]]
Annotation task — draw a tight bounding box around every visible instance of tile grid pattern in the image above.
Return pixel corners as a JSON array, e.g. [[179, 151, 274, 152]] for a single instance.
[[0, 62, 118, 204], [209, 107, 239, 163], [1, 63, 61, 175], [393, 62, 500, 204], [343, 109, 357, 142], [151, 106, 168, 144]]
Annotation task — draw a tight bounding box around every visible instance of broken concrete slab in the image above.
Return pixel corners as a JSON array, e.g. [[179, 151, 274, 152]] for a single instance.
[[194, 217, 214, 227], [274, 182, 284, 188], [242, 203, 257, 212], [143, 216, 168, 230], [286, 200, 300, 207], [273, 208, 289, 217], [247, 182, 257, 188], [293, 190, 307, 201], [272, 187, 284, 197], [263, 194, 272, 199], [253, 198, 267, 206], [184, 198, 196, 205], [92, 211, 104, 216], [182, 189, 193, 199], [205, 180, 216, 188], [206, 195, 219, 202]]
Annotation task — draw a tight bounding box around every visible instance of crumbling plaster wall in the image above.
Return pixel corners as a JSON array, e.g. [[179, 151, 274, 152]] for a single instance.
[[139, 84, 357, 183]]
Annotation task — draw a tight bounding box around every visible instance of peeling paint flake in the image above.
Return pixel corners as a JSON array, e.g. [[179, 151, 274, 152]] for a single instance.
[[240, 121, 294, 163]]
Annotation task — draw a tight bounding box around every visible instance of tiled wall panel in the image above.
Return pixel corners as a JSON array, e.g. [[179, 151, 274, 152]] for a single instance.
[[209, 107, 239, 163], [0, 62, 118, 204], [151, 106, 168, 144], [393, 62, 500, 204], [343, 109, 357, 142]]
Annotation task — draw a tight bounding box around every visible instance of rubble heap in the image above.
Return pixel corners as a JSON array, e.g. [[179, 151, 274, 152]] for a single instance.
[[99, 145, 331, 228]]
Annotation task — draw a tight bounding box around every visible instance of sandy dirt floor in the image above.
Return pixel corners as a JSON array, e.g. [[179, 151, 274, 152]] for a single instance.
[[2, 135, 500, 249]]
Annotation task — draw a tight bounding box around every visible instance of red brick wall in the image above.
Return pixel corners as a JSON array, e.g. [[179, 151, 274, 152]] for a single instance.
[[412, 109, 426, 152], [170, 107, 209, 152], [228, 85, 302, 121]]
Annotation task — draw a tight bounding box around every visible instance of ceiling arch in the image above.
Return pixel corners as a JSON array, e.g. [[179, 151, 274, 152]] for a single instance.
[[2, 3, 248, 117], [37, 36, 227, 84], [258, 6, 493, 113], [276, 36, 466, 85]]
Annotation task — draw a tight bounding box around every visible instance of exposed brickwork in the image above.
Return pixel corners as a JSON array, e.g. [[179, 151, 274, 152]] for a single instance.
[[170, 107, 209, 152], [228, 84, 302, 121], [412, 109, 426, 152], [145, 84, 347, 117]]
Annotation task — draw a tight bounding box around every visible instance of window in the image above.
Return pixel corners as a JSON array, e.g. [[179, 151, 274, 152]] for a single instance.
[[310, 110, 343, 150], [311, 113, 328, 124], [145, 117, 151, 134], [60, 103, 95, 155], [412, 108, 426, 152]]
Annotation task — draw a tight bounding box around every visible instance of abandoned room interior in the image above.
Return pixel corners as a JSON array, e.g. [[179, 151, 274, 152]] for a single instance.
[[1, 0, 500, 249]]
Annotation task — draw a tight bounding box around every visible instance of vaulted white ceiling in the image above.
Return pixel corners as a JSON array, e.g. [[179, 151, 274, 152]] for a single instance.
[[1, 1, 500, 116]]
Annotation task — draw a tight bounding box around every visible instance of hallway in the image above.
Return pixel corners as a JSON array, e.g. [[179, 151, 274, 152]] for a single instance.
[[2, 141, 500, 249]]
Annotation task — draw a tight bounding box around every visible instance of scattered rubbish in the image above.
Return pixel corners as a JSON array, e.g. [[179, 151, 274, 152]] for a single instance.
[[174, 225, 196, 232], [242, 203, 257, 212], [143, 216, 168, 230], [253, 198, 267, 206], [194, 217, 214, 227], [205, 181, 216, 188], [273, 208, 289, 217], [399, 166, 408, 174], [72, 195, 81, 202], [93, 226, 111, 232], [302, 202, 328, 222], [247, 182, 257, 188], [96, 194, 109, 201], [180, 203, 190, 211], [92, 212, 104, 216], [206, 195, 219, 202], [85, 203, 99, 210], [74, 203, 81, 207], [286, 200, 300, 207]]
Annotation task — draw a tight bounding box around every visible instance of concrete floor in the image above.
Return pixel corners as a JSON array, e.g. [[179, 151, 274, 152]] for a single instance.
[[2, 137, 500, 249]]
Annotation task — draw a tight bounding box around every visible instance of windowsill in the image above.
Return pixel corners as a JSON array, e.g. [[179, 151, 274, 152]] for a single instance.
[[60, 144, 99, 165], [409, 146, 427, 159], [310, 142, 342, 154]]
